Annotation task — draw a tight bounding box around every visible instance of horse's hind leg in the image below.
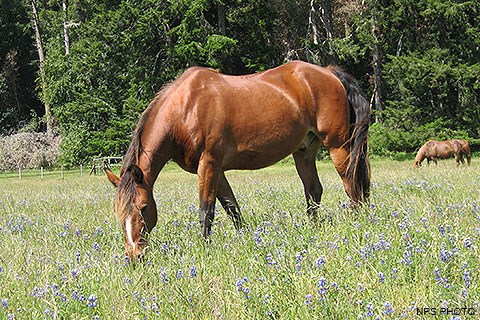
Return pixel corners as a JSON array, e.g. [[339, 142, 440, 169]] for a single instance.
[[217, 172, 243, 230], [293, 140, 323, 218], [197, 153, 221, 238]]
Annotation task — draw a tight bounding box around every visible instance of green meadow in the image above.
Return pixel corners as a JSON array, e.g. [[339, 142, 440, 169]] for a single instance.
[[0, 158, 479, 319]]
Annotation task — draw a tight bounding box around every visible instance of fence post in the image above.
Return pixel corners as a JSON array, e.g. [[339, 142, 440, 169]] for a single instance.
[[61, 165, 64, 180], [41, 167, 44, 179], [80, 164, 83, 176], [18, 165, 22, 180]]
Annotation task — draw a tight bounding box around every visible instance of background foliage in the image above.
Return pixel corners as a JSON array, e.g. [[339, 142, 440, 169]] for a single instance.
[[1, 0, 479, 166]]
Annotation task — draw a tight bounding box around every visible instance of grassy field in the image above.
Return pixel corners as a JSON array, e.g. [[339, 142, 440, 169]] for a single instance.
[[0, 158, 479, 319]]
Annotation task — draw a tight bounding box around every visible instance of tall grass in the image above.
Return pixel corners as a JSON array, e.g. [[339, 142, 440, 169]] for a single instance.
[[0, 159, 479, 319]]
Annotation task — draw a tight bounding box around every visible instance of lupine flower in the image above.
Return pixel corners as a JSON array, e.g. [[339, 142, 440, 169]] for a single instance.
[[161, 243, 168, 252], [317, 277, 327, 298], [464, 238, 472, 248], [438, 225, 445, 235], [266, 253, 277, 266], [95, 226, 104, 236], [72, 290, 86, 302], [315, 256, 325, 268], [379, 272, 385, 283], [87, 294, 98, 307], [365, 302, 374, 317], [176, 270, 183, 279], [391, 268, 398, 279], [401, 249, 412, 265], [383, 301, 393, 315], [2, 298, 8, 308], [463, 270, 471, 287], [236, 277, 247, 292], [434, 267, 441, 282], [439, 246, 453, 263], [305, 294, 313, 306], [161, 269, 168, 283], [236, 277, 251, 298], [190, 266, 197, 278]]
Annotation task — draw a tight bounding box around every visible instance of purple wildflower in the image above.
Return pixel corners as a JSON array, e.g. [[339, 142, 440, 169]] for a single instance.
[[87, 294, 97, 307], [305, 294, 313, 306], [366, 302, 374, 317], [317, 277, 327, 298], [464, 238, 472, 248], [379, 272, 385, 283], [315, 256, 325, 268], [383, 301, 393, 315], [176, 269, 183, 279], [161, 269, 168, 283], [190, 265, 197, 278], [463, 270, 471, 287]]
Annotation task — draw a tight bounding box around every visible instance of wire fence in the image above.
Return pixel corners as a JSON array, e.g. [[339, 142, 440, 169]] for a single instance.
[[0, 157, 122, 181]]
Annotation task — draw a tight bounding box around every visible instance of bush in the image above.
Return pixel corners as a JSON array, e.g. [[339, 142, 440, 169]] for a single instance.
[[0, 133, 60, 171]]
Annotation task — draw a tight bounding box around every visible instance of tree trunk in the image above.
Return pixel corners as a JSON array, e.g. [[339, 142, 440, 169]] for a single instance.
[[372, 26, 382, 123], [30, 0, 52, 137], [319, 0, 336, 64], [218, 4, 226, 35], [308, 0, 320, 46], [63, 0, 70, 55], [307, 0, 337, 65]]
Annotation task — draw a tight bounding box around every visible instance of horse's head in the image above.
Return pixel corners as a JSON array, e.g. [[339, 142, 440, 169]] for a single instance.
[[105, 165, 157, 260], [412, 160, 421, 168]]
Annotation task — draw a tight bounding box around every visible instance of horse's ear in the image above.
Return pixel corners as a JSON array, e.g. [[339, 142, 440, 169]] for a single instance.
[[128, 165, 144, 185], [104, 167, 120, 187]]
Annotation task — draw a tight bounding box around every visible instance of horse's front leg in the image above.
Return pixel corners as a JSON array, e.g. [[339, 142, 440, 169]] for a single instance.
[[197, 153, 221, 238]]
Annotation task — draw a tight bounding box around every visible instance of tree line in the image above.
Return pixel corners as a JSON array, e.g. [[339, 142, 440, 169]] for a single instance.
[[1, 0, 479, 166]]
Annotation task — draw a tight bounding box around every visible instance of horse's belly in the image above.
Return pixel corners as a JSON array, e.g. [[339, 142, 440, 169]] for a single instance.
[[224, 150, 291, 170]]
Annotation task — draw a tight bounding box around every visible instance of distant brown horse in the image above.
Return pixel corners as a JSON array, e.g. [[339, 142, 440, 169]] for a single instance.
[[105, 61, 371, 259], [413, 139, 471, 168], [451, 139, 471, 165]]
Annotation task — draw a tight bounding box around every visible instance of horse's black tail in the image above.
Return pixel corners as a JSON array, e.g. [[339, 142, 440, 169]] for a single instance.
[[330, 66, 371, 202]]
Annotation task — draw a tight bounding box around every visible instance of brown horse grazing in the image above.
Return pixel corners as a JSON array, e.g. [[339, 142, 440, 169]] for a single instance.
[[412, 139, 470, 168], [105, 61, 371, 260]]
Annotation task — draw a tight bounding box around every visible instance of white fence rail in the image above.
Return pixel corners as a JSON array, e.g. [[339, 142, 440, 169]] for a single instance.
[[0, 156, 123, 180]]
